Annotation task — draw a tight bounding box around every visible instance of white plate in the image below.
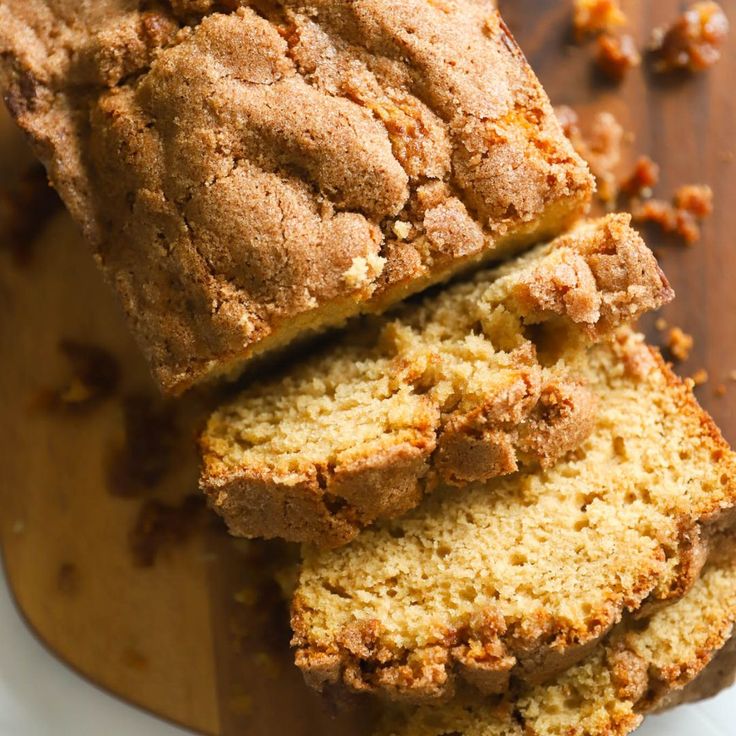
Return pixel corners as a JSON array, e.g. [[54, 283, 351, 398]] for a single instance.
[[1, 569, 734, 736]]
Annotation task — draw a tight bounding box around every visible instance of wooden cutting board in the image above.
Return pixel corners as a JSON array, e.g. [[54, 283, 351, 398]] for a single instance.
[[0, 1, 735, 734]]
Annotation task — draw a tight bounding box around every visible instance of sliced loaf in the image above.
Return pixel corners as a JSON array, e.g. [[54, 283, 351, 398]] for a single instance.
[[377, 538, 736, 736], [291, 333, 736, 701], [201, 215, 672, 547]]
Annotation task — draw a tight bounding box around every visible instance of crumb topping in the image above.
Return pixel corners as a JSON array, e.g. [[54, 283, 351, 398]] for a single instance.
[[650, 2, 729, 73], [596, 34, 641, 82], [555, 106, 624, 203], [573, 0, 627, 38], [633, 185, 714, 244], [666, 327, 694, 363], [621, 156, 660, 199]]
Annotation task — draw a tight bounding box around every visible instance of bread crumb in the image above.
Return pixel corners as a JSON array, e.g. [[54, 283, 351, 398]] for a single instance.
[[674, 184, 714, 217], [650, 2, 729, 72], [106, 394, 178, 497], [666, 327, 694, 362], [596, 33, 641, 81], [574, 0, 627, 38], [343, 253, 386, 290], [392, 220, 412, 240], [31, 340, 121, 414], [556, 107, 624, 204], [621, 156, 660, 198], [690, 368, 709, 386], [655, 318, 668, 331], [0, 163, 62, 266], [730, 370, 736, 382], [129, 495, 207, 567], [633, 184, 713, 244], [715, 384, 727, 397]]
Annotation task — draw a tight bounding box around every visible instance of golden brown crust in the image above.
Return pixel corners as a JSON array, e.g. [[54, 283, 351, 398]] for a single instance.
[[200, 215, 672, 547], [658, 634, 736, 710], [206, 439, 434, 548], [290, 335, 736, 702], [0, 0, 593, 394], [375, 540, 736, 736]]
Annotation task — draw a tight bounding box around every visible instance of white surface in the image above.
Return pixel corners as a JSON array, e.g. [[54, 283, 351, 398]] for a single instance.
[[0, 570, 190, 736], [0, 567, 734, 735]]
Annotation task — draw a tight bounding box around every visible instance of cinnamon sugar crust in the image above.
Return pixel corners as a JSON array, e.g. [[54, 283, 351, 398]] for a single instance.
[[200, 215, 672, 548], [0, 0, 593, 393]]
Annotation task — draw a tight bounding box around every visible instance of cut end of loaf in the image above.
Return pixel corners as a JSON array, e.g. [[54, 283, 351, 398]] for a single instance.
[[200, 214, 673, 547]]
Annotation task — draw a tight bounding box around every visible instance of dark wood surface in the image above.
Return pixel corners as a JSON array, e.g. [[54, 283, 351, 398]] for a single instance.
[[0, 2, 734, 734], [504, 0, 736, 444]]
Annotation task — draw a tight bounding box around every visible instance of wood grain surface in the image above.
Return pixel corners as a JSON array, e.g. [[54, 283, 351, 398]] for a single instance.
[[0, 2, 734, 734]]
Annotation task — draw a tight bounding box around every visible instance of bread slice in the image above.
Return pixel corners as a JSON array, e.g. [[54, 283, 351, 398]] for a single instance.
[[0, 1, 592, 393], [291, 333, 736, 701], [657, 631, 736, 710], [376, 537, 736, 736], [200, 215, 672, 548]]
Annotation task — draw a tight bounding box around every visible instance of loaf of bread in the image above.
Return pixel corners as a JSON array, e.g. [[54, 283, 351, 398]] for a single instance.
[[291, 332, 736, 701], [200, 215, 672, 547], [376, 537, 736, 736], [0, 0, 592, 393]]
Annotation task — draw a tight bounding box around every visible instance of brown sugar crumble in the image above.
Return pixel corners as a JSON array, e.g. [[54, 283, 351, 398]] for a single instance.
[[556, 107, 714, 235], [596, 34, 641, 81], [621, 156, 660, 198], [556, 106, 624, 203], [666, 327, 695, 362], [690, 368, 710, 386], [129, 494, 207, 567], [633, 184, 714, 244], [674, 184, 714, 218], [106, 394, 179, 497], [573, 0, 627, 38], [0, 164, 61, 266], [31, 340, 121, 414], [650, 2, 729, 73]]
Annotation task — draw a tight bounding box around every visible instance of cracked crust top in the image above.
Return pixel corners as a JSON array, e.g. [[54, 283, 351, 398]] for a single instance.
[[0, 0, 592, 393], [200, 214, 673, 548], [290, 332, 736, 703]]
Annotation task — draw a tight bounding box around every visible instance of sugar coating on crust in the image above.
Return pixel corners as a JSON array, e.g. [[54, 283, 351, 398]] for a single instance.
[[377, 543, 736, 736], [291, 331, 736, 702], [200, 214, 673, 548], [0, 0, 593, 393]]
